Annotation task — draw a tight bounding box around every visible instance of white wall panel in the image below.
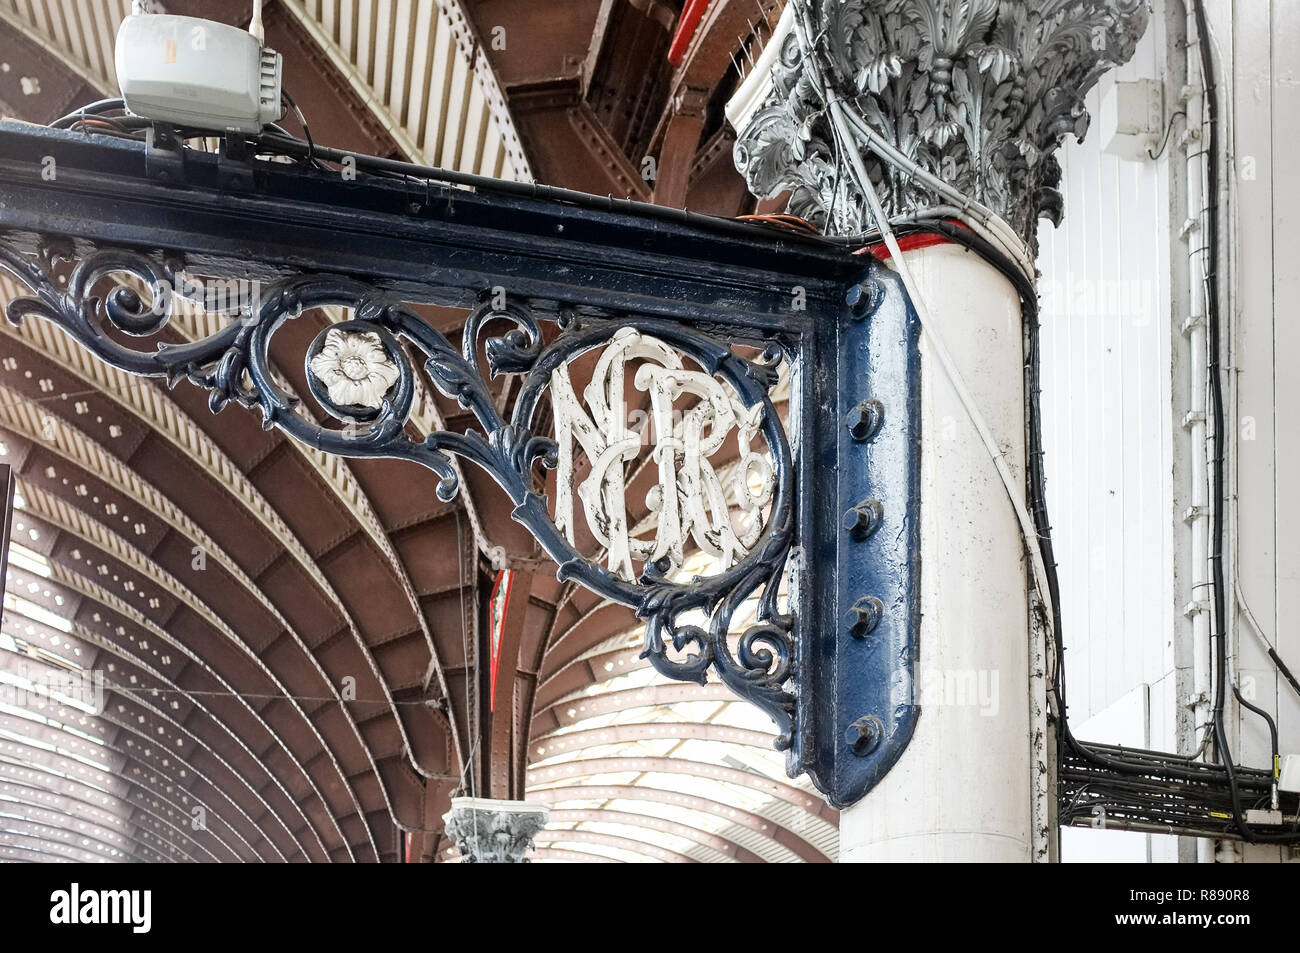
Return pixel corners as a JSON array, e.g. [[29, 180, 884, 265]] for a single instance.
[[1036, 12, 1174, 730], [1227, 0, 1300, 863], [1044, 0, 1300, 862]]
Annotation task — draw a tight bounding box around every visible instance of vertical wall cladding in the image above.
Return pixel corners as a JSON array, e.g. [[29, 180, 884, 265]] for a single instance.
[[1036, 13, 1174, 741], [1045, 0, 1300, 861], [1037, 3, 1177, 861], [1227, 0, 1300, 862]]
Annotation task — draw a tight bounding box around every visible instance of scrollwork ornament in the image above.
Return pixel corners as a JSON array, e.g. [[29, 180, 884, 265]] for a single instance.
[[0, 235, 800, 748]]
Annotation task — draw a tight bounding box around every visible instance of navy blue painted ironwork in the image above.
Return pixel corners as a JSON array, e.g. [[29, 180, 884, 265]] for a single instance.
[[800, 267, 922, 807], [0, 121, 921, 807]]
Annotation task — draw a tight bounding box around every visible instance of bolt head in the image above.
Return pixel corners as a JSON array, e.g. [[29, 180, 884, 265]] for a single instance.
[[842, 498, 883, 541], [845, 279, 884, 320], [847, 399, 884, 442], [846, 715, 883, 756], [847, 596, 884, 639]]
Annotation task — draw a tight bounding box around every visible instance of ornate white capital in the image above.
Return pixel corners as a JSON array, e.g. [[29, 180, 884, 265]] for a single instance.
[[442, 797, 549, 863], [734, 0, 1151, 245]]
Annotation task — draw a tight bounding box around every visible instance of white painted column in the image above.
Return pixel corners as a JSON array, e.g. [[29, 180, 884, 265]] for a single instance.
[[729, 0, 1149, 862], [840, 244, 1034, 862]]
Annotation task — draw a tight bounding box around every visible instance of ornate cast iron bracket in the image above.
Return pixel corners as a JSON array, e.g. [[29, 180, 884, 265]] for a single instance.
[[0, 122, 919, 807]]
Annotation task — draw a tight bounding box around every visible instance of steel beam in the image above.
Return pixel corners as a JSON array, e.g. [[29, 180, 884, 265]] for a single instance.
[[530, 783, 830, 862], [528, 756, 838, 824], [544, 808, 764, 862]]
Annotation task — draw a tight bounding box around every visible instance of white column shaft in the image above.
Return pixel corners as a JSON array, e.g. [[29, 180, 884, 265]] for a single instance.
[[840, 244, 1033, 862]]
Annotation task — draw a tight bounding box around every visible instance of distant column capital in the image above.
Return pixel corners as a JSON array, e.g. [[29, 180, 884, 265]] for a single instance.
[[442, 797, 549, 863]]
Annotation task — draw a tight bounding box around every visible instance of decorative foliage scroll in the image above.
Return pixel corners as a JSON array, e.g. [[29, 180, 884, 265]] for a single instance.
[[733, 0, 1151, 245], [0, 238, 798, 746]]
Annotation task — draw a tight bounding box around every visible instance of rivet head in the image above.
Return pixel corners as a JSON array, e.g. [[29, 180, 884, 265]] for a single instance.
[[842, 498, 883, 541], [847, 596, 884, 639], [847, 398, 884, 442], [845, 279, 883, 320], [846, 715, 883, 756]]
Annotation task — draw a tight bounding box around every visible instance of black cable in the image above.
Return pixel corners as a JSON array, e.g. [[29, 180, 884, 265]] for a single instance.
[[48, 98, 127, 129], [924, 45, 1297, 837], [1147, 109, 1187, 160], [1234, 681, 1279, 795], [876, 220, 1298, 842], [249, 130, 836, 246], [1191, 0, 1258, 844], [1269, 647, 1300, 700], [279, 89, 322, 170]]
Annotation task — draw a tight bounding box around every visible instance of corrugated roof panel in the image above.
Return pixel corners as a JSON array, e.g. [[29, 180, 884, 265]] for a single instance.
[[354, 0, 375, 81], [459, 81, 486, 171], [420, 11, 453, 160], [437, 48, 468, 168], [1, 0, 132, 88], [479, 113, 503, 178], [339, 0, 358, 60], [402, 0, 437, 148], [300, 0, 525, 179], [4, 0, 525, 180], [370, 0, 394, 102]]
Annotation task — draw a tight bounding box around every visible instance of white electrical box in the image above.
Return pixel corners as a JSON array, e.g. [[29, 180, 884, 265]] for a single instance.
[[115, 14, 283, 134], [1100, 79, 1164, 162], [1281, 753, 1300, 794]]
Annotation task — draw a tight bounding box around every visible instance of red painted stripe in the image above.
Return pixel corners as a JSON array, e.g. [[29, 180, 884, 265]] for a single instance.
[[668, 0, 710, 67], [853, 220, 970, 260], [488, 569, 514, 712]]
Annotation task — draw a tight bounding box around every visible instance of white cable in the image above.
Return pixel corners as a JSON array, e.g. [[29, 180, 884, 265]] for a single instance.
[[837, 107, 1037, 283], [250, 0, 266, 44]]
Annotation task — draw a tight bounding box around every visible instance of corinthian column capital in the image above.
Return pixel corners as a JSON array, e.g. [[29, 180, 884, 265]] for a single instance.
[[442, 797, 549, 863], [734, 0, 1151, 245]]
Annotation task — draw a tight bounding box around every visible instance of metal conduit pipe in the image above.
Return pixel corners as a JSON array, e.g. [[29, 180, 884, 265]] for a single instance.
[[1180, 0, 1215, 864]]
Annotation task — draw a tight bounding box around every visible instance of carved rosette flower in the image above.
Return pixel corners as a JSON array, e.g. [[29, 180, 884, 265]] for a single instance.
[[733, 0, 1151, 247], [308, 327, 399, 410]]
